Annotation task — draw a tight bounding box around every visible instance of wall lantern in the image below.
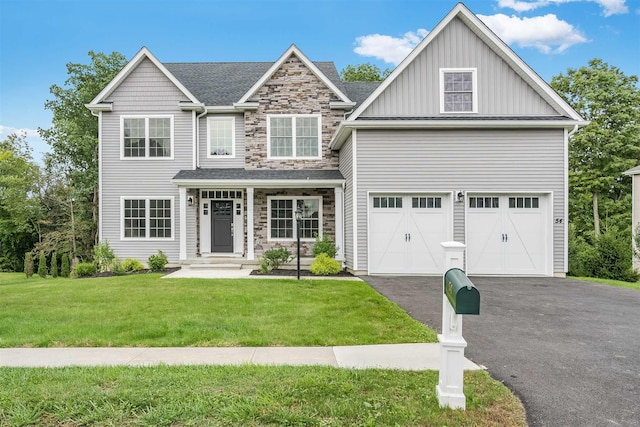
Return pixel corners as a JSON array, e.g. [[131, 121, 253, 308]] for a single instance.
[[456, 191, 465, 203], [187, 196, 194, 206]]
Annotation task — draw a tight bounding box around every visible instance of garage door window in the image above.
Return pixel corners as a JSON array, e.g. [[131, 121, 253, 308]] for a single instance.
[[469, 197, 499, 208], [509, 197, 539, 209], [412, 197, 442, 209], [373, 196, 403, 208]]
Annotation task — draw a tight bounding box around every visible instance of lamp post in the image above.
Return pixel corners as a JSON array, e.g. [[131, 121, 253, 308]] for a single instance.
[[295, 206, 302, 281]]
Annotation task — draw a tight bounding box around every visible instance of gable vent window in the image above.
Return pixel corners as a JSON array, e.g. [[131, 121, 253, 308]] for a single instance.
[[268, 115, 321, 159], [122, 116, 173, 159], [440, 69, 477, 113]]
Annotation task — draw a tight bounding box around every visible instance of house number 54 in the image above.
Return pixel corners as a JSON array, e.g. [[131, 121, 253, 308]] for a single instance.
[[554, 218, 564, 224]]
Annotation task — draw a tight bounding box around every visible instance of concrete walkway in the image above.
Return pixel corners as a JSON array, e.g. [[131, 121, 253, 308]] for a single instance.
[[0, 343, 481, 371]]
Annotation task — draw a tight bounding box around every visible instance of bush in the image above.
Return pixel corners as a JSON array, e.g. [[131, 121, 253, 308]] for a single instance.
[[259, 247, 293, 273], [148, 250, 168, 272], [111, 258, 126, 276], [569, 228, 638, 282], [312, 234, 339, 258], [122, 258, 145, 272], [94, 241, 116, 272], [310, 253, 342, 275], [60, 254, 71, 278], [74, 262, 96, 278], [24, 252, 33, 278], [37, 252, 47, 278], [50, 252, 59, 278]]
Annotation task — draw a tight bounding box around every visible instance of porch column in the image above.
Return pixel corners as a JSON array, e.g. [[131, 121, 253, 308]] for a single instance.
[[334, 186, 344, 261], [247, 187, 255, 260], [179, 187, 187, 261]]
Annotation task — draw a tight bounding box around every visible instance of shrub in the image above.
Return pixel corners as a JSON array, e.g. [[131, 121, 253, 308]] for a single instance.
[[148, 250, 168, 272], [50, 252, 59, 278], [122, 258, 145, 272], [74, 262, 96, 278], [94, 241, 116, 272], [312, 234, 339, 258], [60, 254, 71, 278], [259, 247, 293, 273], [569, 228, 638, 282], [37, 252, 47, 278], [24, 252, 34, 278], [111, 258, 126, 276], [310, 253, 342, 275]]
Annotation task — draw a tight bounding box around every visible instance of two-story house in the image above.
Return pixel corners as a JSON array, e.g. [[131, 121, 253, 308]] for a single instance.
[[86, 3, 586, 276]]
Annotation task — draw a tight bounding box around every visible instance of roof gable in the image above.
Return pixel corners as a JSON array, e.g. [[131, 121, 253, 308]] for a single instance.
[[237, 44, 352, 104], [348, 3, 583, 122], [88, 47, 200, 106]]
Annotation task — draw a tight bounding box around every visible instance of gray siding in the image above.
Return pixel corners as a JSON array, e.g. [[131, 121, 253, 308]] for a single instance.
[[338, 135, 354, 270], [362, 17, 558, 117], [355, 129, 565, 273], [101, 58, 194, 263], [198, 113, 246, 168]]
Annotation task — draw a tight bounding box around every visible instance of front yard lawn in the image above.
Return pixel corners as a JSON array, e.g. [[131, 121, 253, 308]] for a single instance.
[[570, 276, 640, 291], [0, 273, 435, 347], [0, 366, 526, 427]]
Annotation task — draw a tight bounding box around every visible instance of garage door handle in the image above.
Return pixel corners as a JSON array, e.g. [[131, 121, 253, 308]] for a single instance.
[[501, 233, 508, 242], [501, 233, 505, 242], [408, 233, 411, 242]]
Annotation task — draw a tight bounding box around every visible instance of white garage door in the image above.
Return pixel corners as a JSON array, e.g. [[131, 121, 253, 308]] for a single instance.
[[369, 194, 452, 274], [466, 194, 549, 275]]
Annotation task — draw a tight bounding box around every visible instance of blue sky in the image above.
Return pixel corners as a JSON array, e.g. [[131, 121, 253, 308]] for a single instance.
[[1, 0, 639, 161]]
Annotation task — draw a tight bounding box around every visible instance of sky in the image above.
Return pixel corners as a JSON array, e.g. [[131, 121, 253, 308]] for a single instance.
[[1, 0, 639, 162]]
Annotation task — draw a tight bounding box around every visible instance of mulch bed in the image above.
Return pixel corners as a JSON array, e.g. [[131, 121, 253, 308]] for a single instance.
[[91, 267, 181, 278], [250, 269, 353, 277]]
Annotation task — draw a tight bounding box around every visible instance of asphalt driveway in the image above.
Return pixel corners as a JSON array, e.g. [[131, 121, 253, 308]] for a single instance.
[[363, 276, 640, 427]]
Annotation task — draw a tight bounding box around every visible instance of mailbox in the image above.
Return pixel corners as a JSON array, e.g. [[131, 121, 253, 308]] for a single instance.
[[443, 268, 480, 315]]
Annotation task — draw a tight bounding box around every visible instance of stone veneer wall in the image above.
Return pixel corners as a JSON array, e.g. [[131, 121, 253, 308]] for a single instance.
[[244, 54, 343, 169], [250, 188, 336, 257]]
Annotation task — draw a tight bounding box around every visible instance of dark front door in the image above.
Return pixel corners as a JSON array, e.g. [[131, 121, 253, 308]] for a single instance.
[[211, 200, 233, 252]]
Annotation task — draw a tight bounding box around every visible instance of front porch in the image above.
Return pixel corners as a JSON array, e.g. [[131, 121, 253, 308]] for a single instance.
[[172, 168, 345, 264]]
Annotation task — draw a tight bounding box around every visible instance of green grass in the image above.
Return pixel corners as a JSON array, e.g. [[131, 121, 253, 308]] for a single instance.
[[0, 273, 435, 347], [0, 366, 526, 427], [570, 276, 640, 291]]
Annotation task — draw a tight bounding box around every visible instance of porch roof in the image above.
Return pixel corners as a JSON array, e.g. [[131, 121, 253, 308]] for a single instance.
[[172, 168, 345, 189]]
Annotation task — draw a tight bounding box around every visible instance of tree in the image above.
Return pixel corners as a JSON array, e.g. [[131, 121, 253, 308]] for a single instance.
[[551, 59, 640, 238], [40, 51, 127, 256], [340, 63, 391, 82]]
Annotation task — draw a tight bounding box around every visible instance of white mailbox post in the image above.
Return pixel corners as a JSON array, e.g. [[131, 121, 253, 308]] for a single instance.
[[437, 241, 474, 410]]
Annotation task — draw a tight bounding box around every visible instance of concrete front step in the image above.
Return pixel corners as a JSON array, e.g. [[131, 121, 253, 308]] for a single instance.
[[187, 263, 243, 270]]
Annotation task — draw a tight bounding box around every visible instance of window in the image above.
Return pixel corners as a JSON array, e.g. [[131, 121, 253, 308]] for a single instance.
[[122, 116, 173, 159], [412, 197, 442, 209], [373, 196, 403, 208], [440, 69, 477, 113], [207, 117, 235, 157], [509, 197, 539, 209], [268, 197, 321, 240], [122, 197, 173, 239], [469, 197, 499, 209], [268, 115, 321, 158]]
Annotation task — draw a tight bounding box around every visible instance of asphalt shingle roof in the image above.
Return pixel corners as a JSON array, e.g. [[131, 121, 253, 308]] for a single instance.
[[173, 168, 344, 181]]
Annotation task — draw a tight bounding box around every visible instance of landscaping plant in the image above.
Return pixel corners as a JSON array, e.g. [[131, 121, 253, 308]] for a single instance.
[[24, 252, 33, 278], [259, 247, 293, 273], [60, 253, 70, 278], [148, 250, 168, 272], [312, 233, 338, 258], [74, 262, 96, 278], [37, 252, 47, 278], [310, 253, 342, 275], [93, 241, 116, 272], [122, 257, 145, 272], [50, 251, 58, 278]]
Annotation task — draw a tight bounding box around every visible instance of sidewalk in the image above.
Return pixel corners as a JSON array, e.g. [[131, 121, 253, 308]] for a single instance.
[[0, 343, 481, 371]]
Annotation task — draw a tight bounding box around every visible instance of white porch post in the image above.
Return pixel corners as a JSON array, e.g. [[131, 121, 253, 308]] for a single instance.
[[334, 186, 345, 261], [179, 187, 187, 261], [247, 187, 255, 260]]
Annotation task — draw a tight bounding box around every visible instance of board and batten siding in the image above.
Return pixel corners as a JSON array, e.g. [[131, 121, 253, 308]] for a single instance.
[[354, 128, 566, 274], [198, 113, 245, 168], [338, 135, 354, 270], [362, 17, 558, 117], [101, 57, 195, 263]]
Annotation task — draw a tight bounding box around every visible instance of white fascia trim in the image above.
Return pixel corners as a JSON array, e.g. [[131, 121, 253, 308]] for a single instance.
[[330, 101, 357, 110], [232, 102, 259, 111], [329, 119, 588, 150], [85, 102, 113, 112], [237, 44, 352, 104], [179, 102, 205, 111], [89, 46, 200, 105], [172, 179, 345, 189], [347, 3, 585, 122]]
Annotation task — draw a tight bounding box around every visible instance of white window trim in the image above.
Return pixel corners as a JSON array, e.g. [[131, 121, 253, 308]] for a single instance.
[[120, 196, 175, 241], [266, 114, 322, 160], [439, 68, 478, 114], [120, 115, 175, 160], [267, 196, 323, 242], [206, 116, 236, 158]]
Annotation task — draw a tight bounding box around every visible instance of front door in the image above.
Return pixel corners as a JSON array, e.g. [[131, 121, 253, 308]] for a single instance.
[[211, 200, 233, 252]]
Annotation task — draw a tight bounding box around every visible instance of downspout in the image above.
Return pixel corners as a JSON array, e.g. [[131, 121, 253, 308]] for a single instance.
[[90, 110, 102, 244], [196, 108, 208, 168]]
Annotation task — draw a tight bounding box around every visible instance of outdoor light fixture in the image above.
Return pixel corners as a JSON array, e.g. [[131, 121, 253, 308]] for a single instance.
[[456, 191, 465, 203], [295, 206, 302, 281], [187, 196, 194, 206]]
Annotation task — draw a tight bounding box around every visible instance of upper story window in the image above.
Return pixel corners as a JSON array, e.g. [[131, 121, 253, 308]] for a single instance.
[[267, 114, 321, 159], [207, 116, 235, 157], [121, 116, 173, 159], [440, 68, 477, 113]]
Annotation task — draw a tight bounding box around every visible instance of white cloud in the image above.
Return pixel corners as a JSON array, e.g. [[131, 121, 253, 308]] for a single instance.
[[0, 125, 49, 163], [497, 0, 628, 17], [353, 29, 429, 65], [478, 13, 588, 53], [0, 125, 41, 140]]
